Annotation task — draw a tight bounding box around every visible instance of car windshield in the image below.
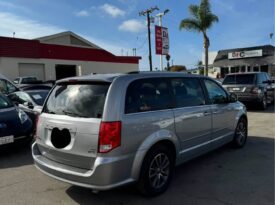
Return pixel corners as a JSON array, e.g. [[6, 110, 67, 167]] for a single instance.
[[223, 74, 256, 85], [44, 82, 110, 118], [0, 94, 13, 109], [29, 91, 49, 106]]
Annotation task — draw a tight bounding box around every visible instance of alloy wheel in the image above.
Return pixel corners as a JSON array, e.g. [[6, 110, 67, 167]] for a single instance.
[[148, 153, 170, 189], [236, 121, 247, 145]]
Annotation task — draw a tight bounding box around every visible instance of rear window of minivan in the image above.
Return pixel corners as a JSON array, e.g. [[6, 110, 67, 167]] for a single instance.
[[223, 74, 256, 85], [44, 82, 110, 118]]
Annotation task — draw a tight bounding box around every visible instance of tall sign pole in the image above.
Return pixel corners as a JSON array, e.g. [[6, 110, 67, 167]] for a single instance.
[[156, 9, 169, 71], [139, 6, 159, 71]]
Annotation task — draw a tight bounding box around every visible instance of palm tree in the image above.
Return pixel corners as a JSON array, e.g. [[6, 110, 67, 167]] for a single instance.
[[179, 0, 219, 76]]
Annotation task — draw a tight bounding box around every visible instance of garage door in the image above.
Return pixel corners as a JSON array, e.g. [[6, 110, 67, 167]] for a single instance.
[[19, 63, 45, 81]]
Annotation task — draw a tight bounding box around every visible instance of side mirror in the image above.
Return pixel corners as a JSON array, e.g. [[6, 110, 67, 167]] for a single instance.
[[7, 95, 19, 105], [23, 102, 34, 109], [229, 93, 238, 103]]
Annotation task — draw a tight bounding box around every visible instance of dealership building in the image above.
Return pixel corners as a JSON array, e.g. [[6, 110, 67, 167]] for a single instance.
[[200, 45, 275, 78], [0, 31, 140, 81]]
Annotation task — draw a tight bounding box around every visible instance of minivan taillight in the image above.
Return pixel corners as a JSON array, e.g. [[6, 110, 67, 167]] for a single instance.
[[251, 86, 261, 94], [98, 121, 121, 153], [34, 115, 40, 140]]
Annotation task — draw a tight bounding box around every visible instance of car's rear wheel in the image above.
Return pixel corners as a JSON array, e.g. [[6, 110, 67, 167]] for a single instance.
[[232, 118, 247, 148], [137, 144, 174, 196]]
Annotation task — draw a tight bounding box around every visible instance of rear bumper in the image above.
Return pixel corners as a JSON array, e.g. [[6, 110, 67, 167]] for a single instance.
[[233, 93, 263, 103], [32, 142, 136, 190]]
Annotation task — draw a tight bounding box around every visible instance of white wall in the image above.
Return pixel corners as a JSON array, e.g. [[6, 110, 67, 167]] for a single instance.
[[202, 51, 218, 66], [0, 57, 138, 81]]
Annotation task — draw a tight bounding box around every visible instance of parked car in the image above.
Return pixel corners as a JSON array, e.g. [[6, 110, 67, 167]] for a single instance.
[[0, 74, 20, 95], [8, 90, 49, 123], [32, 72, 247, 196], [0, 93, 32, 146], [13, 76, 53, 91], [13, 76, 39, 84], [19, 84, 52, 91], [222, 72, 275, 109]]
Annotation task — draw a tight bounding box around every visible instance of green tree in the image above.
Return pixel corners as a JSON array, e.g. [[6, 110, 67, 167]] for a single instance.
[[179, 0, 219, 76], [168, 65, 187, 72], [197, 60, 204, 75]]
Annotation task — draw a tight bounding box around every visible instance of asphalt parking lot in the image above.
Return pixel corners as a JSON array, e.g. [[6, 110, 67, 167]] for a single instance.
[[0, 105, 274, 205]]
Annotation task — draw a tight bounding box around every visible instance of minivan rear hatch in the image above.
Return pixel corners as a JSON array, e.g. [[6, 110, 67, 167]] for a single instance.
[[222, 74, 256, 93], [36, 81, 110, 170]]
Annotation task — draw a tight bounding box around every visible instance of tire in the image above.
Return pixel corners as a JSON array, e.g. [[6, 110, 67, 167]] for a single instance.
[[232, 118, 248, 148], [259, 94, 267, 110], [137, 144, 175, 196]]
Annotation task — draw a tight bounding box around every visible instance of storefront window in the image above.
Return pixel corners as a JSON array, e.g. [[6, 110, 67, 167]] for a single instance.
[[221, 67, 229, 78], [231, 67, 240, 73], [260, 65, 268, 73], [253, 66, 259, 72]]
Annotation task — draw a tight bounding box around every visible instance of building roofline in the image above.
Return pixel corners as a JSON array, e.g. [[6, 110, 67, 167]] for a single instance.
[[217, 44, 274, 53], [35, 31, 103, 50], [0, 36, 141, 64]]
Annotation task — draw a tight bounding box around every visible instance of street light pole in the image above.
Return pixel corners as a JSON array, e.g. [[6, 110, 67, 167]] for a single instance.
[[156, 9, 169, 71], [139, 6, 159, 71]]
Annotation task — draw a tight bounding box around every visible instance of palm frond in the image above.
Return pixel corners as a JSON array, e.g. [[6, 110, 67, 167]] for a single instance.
[[198, 0, 211, 23], [179, 0, 218, 33], [200, 0, 211, 14], [179, 18, 202, 32], [189, 5, 199, 19], [202, 14, 219, 30]]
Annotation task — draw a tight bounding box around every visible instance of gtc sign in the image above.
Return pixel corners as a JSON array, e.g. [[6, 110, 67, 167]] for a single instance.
[[228, 50, 263, 59]]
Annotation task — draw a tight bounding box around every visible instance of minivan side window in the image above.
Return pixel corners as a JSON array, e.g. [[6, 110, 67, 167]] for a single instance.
[[125, 78, 172, 114], [170, 78, 205, 108], [204, 79, 228, 104]]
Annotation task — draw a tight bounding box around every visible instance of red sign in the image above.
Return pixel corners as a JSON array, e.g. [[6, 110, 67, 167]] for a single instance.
[[155, 26, 162, 55], [155, 25, 169, 55]]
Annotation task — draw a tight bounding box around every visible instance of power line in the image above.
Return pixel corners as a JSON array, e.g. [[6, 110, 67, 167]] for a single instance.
[[136, 36, 148, 50]]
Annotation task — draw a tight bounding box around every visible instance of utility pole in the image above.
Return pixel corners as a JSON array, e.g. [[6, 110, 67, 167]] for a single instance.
[[156, 9, 169, 71], [139, 6, 159, 71]]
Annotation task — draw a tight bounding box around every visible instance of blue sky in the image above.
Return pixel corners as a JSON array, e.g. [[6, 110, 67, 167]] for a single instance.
[[0, 0, 274, 70]]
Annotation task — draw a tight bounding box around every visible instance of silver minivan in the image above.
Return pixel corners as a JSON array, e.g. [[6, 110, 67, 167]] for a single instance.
[[32, 72, 247, 196]]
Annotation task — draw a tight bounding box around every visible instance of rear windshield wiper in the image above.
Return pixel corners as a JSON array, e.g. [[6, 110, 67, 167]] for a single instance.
[[46, 111, 56, 114], [63, 110, 86, 118]]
